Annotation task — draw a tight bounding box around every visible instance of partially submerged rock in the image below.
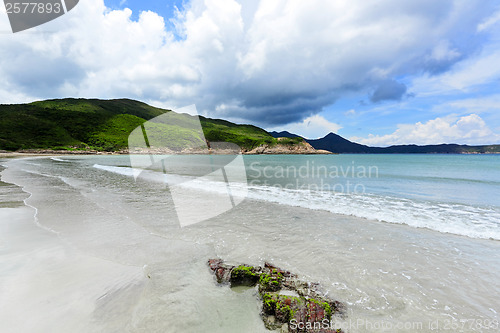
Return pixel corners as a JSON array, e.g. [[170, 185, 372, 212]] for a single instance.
[[207, 259, 345, 333]]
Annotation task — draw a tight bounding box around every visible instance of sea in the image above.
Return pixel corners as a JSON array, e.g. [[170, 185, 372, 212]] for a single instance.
[[0, 154, 499, 332]]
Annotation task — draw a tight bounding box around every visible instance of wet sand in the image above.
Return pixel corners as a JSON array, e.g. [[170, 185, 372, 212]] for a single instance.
[[0, 176, 146, 333]]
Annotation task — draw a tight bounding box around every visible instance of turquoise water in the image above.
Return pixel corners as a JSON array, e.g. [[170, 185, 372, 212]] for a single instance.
[[18, 153, 498, 240], [243, 154, 500, 240], [244, 154, 500, 208]]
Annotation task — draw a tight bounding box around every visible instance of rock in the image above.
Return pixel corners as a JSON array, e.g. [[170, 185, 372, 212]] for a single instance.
[[230, 265, 262, 287], [207, 259, 345, 333], [242, 142, 333, 155], [207, 258, 233, 284]]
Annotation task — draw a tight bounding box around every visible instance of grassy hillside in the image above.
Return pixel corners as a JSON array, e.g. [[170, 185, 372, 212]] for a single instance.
[[0, 98, 277, 151], [200, 117, 274, 150]]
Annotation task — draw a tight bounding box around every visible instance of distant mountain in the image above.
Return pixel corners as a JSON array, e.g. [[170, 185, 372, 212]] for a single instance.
[[372, 143, 500, 154], [269, 131, 304, 139], [307, 133, 371, 153], [306, 132, 500, 154]]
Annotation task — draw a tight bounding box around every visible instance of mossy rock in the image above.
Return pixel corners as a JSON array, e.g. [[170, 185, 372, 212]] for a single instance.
[[261, 292, 335, 330], [207, 259, 346, 333], [258, 269, 284, 292], [230, 265, 260, 287]]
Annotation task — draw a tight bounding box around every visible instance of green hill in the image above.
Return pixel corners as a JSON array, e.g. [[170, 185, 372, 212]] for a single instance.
[[0, 98, 276, 152]]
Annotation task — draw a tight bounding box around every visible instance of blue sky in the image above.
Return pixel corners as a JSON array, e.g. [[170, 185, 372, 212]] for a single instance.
[[104, 0, 183, 26], [1, 0, 500, 145]]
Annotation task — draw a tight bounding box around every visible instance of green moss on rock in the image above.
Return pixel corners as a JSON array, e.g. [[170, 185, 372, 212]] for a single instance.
[[207, 259, 345, 332], [230, 265, 260, 287], [258, 269, 284, 292]]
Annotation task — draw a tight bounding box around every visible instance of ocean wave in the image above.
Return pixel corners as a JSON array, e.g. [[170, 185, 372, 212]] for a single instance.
[[92, 164, 248, 198], [92, 164, 500, 241], [93, 164, 194, 186], [244, 185, 500, 241], [378, 173, 500, 186], [50, 157, 71, 162], [93, 164, 139, 177]]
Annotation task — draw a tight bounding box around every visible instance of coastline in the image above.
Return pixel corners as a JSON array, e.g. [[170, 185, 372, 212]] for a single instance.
[[0, 150, 127, 157], [2, 149, 498, 158], [0, 146, 334, 157]]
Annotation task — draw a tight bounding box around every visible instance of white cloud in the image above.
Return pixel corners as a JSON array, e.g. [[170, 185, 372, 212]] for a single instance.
[[446, 94, 500, 113], [442, 52, 500, 91], [351, 114, 500, 146], [0, 0, 498, 127], [344, 109, 356, 117], [411, 8, 500, 96], [429, 40, 460, 62], [477, 9, 500, 32], [268, 114, 342, 139], [410, 46, 500, 97]]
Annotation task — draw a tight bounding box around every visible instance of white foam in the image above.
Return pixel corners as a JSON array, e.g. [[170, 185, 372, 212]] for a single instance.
[[93, 164, 188, 185], [51, 157, 71, 162], [92, 164, 500, 240], [93, 164, 139, 177], [92, 164, 248, 198], [244, 185, 500, 241], [0, 165, 60, 236]]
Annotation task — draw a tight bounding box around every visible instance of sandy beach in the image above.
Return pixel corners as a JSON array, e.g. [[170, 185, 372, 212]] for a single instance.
[[0, 167, 146, 333]]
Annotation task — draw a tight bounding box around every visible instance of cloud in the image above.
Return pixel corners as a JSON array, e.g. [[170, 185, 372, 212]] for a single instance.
[[446, 95, 500, 115], [0, 0, 498, 127], [410, 52, 500, 96], [411, 14, 500, 97], [2, 46, 85, 95], [344, 109, 356, 117], [477, 9, 500, 32], [351, 114, 500, 146], [422, 40, 462, 74], [268, 114, 342, 139], [370, 80, 408, 103]]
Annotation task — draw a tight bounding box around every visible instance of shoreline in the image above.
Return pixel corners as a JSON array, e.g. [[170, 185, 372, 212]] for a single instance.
[[0, 150, 126, 158], [2, 154, 498, 242], [0, 167, 146, 333], [2, 150, 499, 158]]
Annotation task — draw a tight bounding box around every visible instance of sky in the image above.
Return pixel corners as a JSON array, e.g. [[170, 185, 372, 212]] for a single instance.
[[1, 0, 500, 146]]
